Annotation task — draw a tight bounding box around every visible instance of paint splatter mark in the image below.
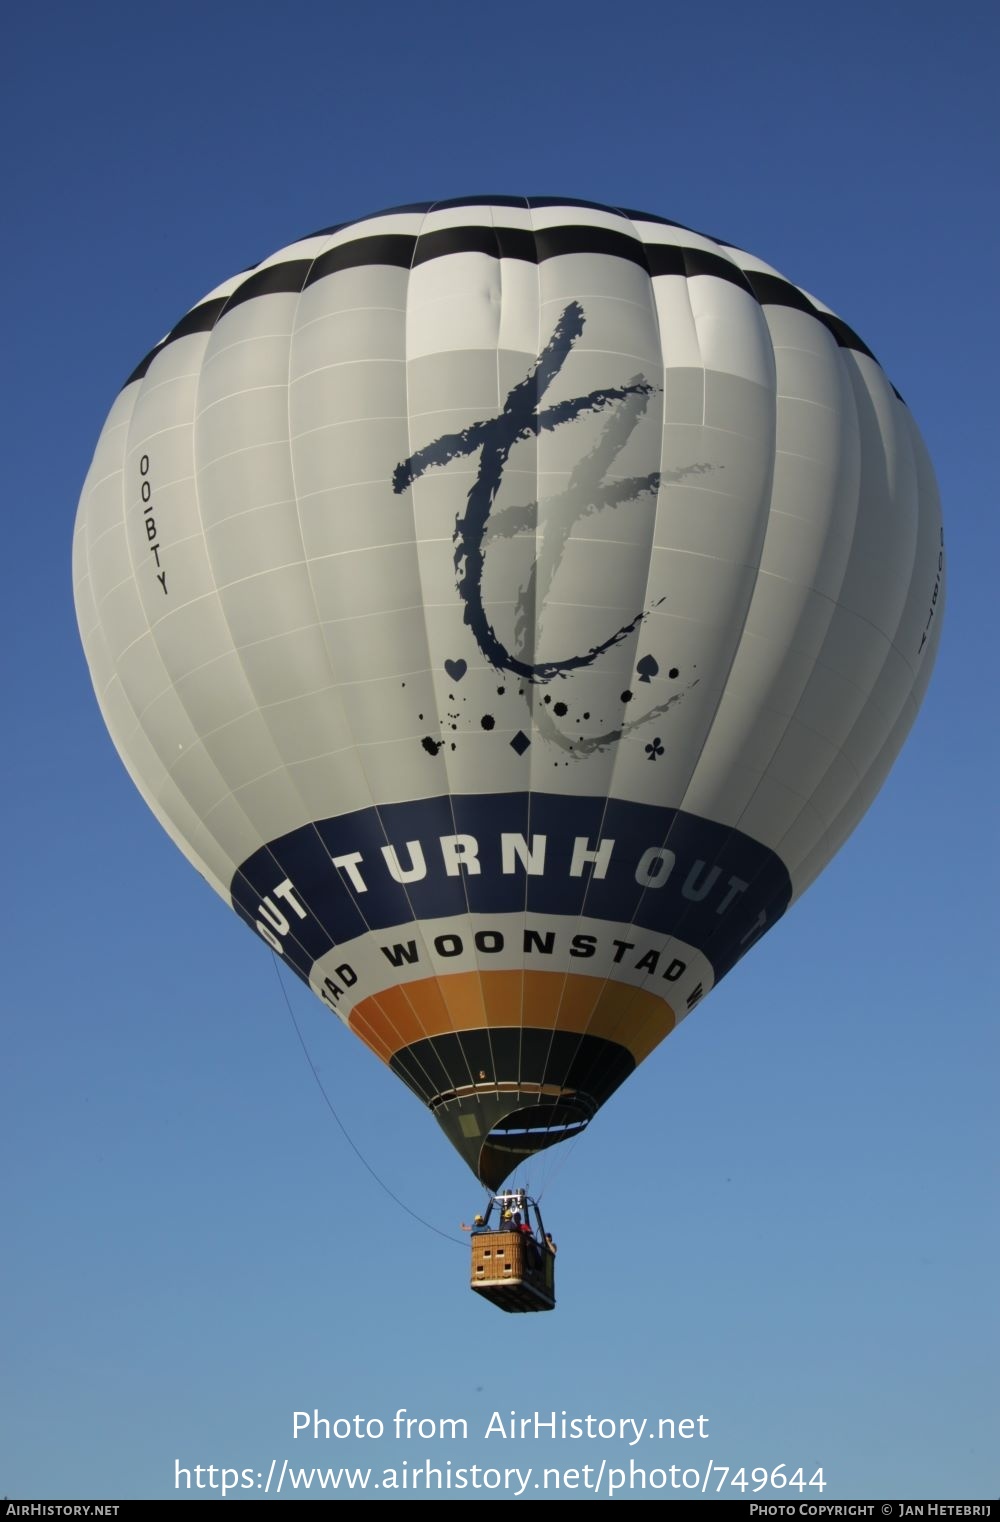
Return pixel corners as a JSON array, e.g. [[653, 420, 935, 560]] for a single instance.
[[422, 737, 442, 756], [394, 303, 711, 759], [553, 701, 568, 717], [669, 667, 679, 679], [481, 715, 496, 731], [621, 690, 633, 704]]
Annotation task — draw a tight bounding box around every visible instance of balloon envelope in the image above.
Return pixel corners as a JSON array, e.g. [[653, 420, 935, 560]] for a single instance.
[[73, 198, 944, 1186]]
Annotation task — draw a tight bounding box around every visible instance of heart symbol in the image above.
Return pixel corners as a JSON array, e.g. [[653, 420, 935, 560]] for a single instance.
[[444, 658, 467, 682]]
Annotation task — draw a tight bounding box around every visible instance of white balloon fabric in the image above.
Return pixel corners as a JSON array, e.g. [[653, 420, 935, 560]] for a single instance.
[[73, 198, 944, 1185]]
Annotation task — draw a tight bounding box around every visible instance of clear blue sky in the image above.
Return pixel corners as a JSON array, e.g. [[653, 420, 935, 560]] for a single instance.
[[3, 0, 996, 1501]]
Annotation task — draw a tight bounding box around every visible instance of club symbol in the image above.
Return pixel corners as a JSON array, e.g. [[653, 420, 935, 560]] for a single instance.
[[645, 736, 664, 760]]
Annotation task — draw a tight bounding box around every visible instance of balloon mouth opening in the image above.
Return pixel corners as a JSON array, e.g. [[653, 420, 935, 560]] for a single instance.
[[477, 1099, 594, 1189], [489, 1100, 592, 1141], [427, 1086, 598, 1189]]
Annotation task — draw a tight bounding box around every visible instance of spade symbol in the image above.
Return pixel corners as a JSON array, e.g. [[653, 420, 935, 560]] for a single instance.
[[636, 654, 659, 684]]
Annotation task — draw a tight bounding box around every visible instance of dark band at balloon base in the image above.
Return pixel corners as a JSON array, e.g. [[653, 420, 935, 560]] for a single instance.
[[350, 968, 675, 1185]]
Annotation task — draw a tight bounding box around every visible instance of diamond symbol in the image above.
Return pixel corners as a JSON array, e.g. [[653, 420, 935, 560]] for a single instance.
[[510, 730, 531, 755]]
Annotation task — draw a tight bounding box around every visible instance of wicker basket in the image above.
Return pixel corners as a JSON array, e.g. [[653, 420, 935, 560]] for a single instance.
[[470, 1231, 555, 1313]]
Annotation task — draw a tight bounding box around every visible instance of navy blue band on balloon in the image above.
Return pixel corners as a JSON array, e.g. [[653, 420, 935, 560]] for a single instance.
[[230, 792, 792, 990]]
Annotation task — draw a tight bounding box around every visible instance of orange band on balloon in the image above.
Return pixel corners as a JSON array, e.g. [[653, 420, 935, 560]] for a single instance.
[[348, 971, 675, 1069]]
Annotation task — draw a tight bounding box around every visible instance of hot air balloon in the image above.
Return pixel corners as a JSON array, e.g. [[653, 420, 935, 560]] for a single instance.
[[73, 197, 944, 1208]]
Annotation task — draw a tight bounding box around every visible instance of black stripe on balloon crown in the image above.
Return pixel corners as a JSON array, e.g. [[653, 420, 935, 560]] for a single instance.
[[123, 201, 889, 392]]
